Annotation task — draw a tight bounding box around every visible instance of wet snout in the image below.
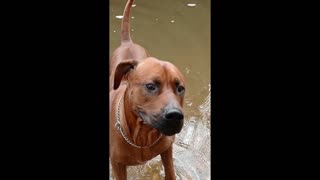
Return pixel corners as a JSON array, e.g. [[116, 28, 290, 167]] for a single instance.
[[158, 107, 184, 136], [165, 108, 184, 122]]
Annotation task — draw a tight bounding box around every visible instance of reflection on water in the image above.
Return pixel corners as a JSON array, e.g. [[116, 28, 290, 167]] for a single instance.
[[109, 0, 210, 179]]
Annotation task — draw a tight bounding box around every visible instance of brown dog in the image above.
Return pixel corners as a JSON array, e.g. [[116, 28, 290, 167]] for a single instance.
[[109, 0, 186, 179]]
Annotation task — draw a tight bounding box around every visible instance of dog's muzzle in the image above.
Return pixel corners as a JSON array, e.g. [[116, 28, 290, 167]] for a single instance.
[[139, 108, 184, 136], [161, 108, 184, 135]]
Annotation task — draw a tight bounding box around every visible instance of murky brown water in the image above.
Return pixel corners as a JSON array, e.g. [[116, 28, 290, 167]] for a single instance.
[[109, 0, 211, 179]]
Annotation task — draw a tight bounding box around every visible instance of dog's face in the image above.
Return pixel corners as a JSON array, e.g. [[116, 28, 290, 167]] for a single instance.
[[113, 57, 186, 136]]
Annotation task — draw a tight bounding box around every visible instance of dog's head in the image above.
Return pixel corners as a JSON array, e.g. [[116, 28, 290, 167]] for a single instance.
[[113, 57, 186, 136]]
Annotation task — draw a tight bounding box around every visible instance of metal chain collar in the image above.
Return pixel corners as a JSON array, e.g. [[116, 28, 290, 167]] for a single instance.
[[115, 93, 163, 149]]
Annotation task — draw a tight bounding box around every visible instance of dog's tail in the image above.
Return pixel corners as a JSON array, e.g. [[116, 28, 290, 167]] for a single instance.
[[121, 0, 134, 44]]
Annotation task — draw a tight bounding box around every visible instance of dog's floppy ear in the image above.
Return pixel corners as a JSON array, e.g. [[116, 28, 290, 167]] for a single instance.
[[113, 59, 138, 90]]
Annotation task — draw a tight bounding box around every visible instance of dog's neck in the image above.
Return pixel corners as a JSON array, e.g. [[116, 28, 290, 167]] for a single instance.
[[121, 89, 162, 147]]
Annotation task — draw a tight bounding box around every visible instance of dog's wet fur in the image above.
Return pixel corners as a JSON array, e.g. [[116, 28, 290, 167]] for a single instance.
[[109, 0, 186, 179]]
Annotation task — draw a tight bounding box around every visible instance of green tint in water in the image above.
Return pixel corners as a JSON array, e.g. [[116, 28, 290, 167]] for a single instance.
[[110, 0, 211, 179]]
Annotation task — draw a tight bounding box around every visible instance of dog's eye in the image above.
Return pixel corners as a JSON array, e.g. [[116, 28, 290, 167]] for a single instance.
[[145, 83, 157, 91], [177, 85, 185, 94]]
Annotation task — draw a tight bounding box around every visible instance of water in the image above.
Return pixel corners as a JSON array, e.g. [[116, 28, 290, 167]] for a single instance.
[[109, 0, 211, 179]]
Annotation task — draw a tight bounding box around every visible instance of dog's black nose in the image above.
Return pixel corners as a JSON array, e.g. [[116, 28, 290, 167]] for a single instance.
[[158, 108, 184, 136], [165, 109, 184, 121]]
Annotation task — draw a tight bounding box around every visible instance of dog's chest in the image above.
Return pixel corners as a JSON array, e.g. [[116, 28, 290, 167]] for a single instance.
[[120, 147, 162, 165], [114, 140, 172, 166]]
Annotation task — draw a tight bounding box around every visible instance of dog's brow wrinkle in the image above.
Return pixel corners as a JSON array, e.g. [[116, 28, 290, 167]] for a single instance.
[[153, 78, 161, 84], [174, 79, 180, 85]]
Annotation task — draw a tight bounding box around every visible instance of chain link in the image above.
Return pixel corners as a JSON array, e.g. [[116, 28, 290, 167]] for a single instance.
[[115, 93, 162, 149]]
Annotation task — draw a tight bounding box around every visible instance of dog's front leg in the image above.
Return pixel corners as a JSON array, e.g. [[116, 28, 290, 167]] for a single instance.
[[111, 160, 127, 180], [160, 145, 176, 180]]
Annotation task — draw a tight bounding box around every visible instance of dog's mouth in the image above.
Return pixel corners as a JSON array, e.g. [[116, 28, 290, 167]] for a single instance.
[[137, 110, 184, 136], [137, 111, 158, 126]]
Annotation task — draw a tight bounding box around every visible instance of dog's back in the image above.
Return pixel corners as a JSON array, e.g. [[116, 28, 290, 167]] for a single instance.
[[109, 0, 149, 79]]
